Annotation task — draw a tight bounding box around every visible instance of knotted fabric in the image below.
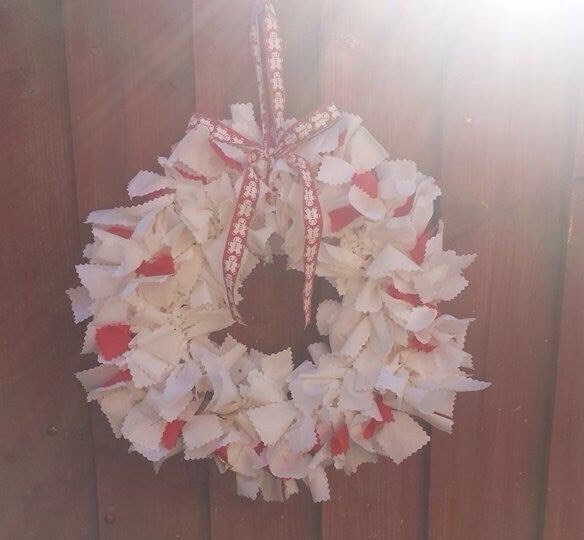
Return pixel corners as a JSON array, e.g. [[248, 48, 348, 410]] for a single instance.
[[188, 0, 341, 326]]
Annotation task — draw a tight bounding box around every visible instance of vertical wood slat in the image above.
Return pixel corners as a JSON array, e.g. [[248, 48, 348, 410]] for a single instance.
[[62, 1, 210, 538], [193, 2, 321, 539], [543, 83, 584, 538], [543, 181, 584, 539], [0, 1, 97, 538], [319, 1, 445, 538], [428, 2, 579, 539]]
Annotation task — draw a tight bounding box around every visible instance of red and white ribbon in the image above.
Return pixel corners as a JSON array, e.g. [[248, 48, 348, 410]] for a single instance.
[[188, 0, 340, 326]]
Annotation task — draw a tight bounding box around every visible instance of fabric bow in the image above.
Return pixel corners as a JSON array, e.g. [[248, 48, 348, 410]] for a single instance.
[[187, 0, 341, 326]]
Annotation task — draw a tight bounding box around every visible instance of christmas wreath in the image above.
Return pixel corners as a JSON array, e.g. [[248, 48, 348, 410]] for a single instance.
[[69, 1, 489, 502]]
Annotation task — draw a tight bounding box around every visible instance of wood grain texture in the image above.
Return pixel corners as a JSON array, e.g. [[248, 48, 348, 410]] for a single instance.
[[320, 2, 445, 538], [1, 1, 583, 539], [213, 256, 337, 366], [543, 77, 584, 539], [62, 1, 209, 539], [428, 3, 579, 539], [0, 1, 97, 538], [63, 0, 197, 218], [543, 181, 584, 540], [193, 1, 321, 539]]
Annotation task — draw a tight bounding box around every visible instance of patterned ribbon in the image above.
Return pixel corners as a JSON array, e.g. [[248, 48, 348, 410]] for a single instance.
[[188, 0, 341, 326]]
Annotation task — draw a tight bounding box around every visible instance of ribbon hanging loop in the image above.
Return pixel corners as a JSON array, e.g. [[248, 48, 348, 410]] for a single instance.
[[188, 1, 341, 328]]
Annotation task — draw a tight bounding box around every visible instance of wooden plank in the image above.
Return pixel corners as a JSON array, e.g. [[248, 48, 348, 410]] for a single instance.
[[320, 1, 445, 538], [543, 84, 584, 538], [61, 2, 210, 539], [193, 0, 321, 120], [543, 181, 584, 539], [321, 0, 445, 174], [428, 2, 579, 539], [193, 1, 321, 538], [63, 0, 197, 217], [0, 1, 97, 538]]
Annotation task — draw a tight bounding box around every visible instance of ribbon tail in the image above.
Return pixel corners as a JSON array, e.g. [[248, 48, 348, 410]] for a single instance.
[[290, 155, 323, 328], [222, 163, 261, 325]]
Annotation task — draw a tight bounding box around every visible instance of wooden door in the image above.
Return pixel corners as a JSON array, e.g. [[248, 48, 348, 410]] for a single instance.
[[1, 1, 582, 538]]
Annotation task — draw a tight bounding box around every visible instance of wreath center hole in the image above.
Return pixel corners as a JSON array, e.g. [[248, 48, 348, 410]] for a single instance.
[[211, 255, 337, 367]]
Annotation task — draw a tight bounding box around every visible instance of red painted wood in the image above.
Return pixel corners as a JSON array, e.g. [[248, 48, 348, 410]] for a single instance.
[[193, 1, 321, 539], [62, 1, 209, 538], [543, 181, 584, 539], [2, 2, 583, 539], [428, 2, 579, 539], [543, 85, 584, 538], [213, 256, 337, 365], [320, 1, 445, 538], [0, 1, 97, 538], [63, 0, 197, 218]]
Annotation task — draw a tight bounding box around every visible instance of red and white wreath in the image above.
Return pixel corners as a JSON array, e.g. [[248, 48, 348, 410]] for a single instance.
[[68, 1, 489, 502]]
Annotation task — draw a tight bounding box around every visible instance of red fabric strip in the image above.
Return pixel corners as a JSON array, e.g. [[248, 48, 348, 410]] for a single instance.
[[105, 225, 133, 239], [410, 217, 439, 264], [408, 334, 436, 353], [352, 171, 378, 198], [213, 446, 229, 462], [95, 324, 132, 361], [137, 253, 175, 277], [363, 418, 382, 440], [410, 232, 429, 264], [174, 165, 207, 183], [254, 441, 266, 455], [330, 424, 350, 456], [329, 205, 361, 233], [143, 188, 173, 202], [392, 194, 415, 217], [310, 430, 322, 454], [210, 140, 244, 171], [161, 419, 186, 450], [386, 285, 423, 306], [374, 394, 394, 423], [101, 369, 132, 388]]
